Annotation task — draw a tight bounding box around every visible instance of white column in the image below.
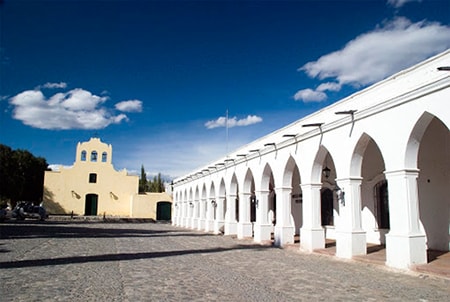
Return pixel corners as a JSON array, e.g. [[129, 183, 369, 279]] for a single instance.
[[190, 200, 197, 229], [237, 192, 253, 239], [274, 186, 295, 246], [198, 198, 206, 230], [385, 169, 427, 269], [182, 201, 187, 227], [300, 183, 325, 251], [224, 193, 238, 235], [172, 202, 178, 226], [335, 177, 367, 258], [214, 195, 225, 234], [254, 189, 272, 242], [205, 197, 214, 232]]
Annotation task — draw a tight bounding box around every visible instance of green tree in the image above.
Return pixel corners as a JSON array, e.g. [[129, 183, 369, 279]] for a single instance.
[[139, 164, 148, 193], [149, 173, 165, 193], [0, 144, 49, 205]]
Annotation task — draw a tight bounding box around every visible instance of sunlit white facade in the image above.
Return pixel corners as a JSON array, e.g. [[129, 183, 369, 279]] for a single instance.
[[172, 50, 450, 270]]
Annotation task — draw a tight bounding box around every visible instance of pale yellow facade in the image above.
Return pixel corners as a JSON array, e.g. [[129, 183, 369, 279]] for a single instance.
[[43, 137, 172, 220]]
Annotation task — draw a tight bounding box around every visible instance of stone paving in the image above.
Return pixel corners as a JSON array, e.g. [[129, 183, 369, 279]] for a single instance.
[[1, 221, 450, 301]]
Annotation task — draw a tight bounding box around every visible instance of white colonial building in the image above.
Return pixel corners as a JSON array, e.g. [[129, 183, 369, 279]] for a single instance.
[[172, 50, 450, 270]]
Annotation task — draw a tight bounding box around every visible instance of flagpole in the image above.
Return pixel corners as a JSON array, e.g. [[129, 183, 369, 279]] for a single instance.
[[226, 109, 229, 155]]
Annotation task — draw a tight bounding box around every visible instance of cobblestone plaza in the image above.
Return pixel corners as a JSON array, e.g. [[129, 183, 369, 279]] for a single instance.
[[1, 221, 449, 301]]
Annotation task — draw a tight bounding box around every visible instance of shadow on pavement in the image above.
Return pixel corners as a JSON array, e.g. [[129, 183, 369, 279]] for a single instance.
[[0, 222, 215, 240], [0, 244, 271, 269]]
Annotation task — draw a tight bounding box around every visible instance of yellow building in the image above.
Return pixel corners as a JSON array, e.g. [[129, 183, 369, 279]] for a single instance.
[[43, 137, 172, 220]]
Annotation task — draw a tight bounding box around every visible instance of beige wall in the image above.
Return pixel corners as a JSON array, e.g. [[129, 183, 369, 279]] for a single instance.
[[130, 192, 172, 219], [43, 138, 139, 216]]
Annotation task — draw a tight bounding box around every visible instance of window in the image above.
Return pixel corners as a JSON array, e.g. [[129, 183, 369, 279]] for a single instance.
[[91, 151, 97, 162], [102, 152, 107, 162], [81, 150, 87, 161], [89, 173, 97, 183]]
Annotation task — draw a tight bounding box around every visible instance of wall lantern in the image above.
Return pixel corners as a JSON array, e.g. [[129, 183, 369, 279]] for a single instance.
[[250, 195, 258, 208], [211, 200, 217, 207], [335, 185, 345, 206], [189, 202, 194, 207], [71, 190, 81, 199], [322, 166, 331, 179]]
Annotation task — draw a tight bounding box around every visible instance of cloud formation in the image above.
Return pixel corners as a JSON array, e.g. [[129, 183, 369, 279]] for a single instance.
[[293, 89, 327, 102], [205, 114, 263, 129], [9, 86, 142, 130], [387, 0, 421, 8], [294, 17, 450, 102], [40, 82, 68, 89], [115, 100, 143, 112]]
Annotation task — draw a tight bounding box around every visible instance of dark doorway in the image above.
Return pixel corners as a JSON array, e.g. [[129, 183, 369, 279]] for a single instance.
[[376, 180, 390, 229], [85, 194, 98, 216], [157, 201, 172, 221], [321, 188, 334, 226]]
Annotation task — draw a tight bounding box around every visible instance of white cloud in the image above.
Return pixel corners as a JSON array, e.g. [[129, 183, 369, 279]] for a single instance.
[[316, 82, 341, 92], [41, 82, 68, 89], [387, 0, 421, 8], [294, 17, 450, 103], [293, 88, 327, 102], [9, 88, 129, 130], [115, 100, 143, 112], [300, 17, 450, 88], [205, 114, 263, 129]]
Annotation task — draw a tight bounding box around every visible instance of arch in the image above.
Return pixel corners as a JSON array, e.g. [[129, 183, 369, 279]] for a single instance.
[[243, 168, 255, 194], [261, 163, 276, 226], [350, 133, 373, 176], [282, 156, 300, 187], [405, 111, 440, 169], [352, 133, 388, 245], [412, 113, 450, 251], [283, 156, 302, 237], [311, 146, 335, 183], [243, 168, 256, 223]]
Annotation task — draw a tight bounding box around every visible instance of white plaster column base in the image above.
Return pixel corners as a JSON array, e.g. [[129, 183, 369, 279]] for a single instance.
[[191, 218, 197, 229], [274, 226, 295, 246], [224, 221, 238, 235], [204, 219, 214, 232], [254, 223, 272, 243], [237, 222, 253, 239], [197, 219, 205, 231], [336, 230, 367, 259], [300, 227, 325, 252], [386, 233, 427, 269], [214, 220, 225, 234]]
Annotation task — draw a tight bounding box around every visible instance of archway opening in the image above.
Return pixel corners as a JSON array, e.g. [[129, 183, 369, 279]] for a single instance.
[[320, 151, 338, 243], [416, 116, 449, 254]]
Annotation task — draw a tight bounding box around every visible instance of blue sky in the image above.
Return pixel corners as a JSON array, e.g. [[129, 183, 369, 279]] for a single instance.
[[1, 0, 450, 179]]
